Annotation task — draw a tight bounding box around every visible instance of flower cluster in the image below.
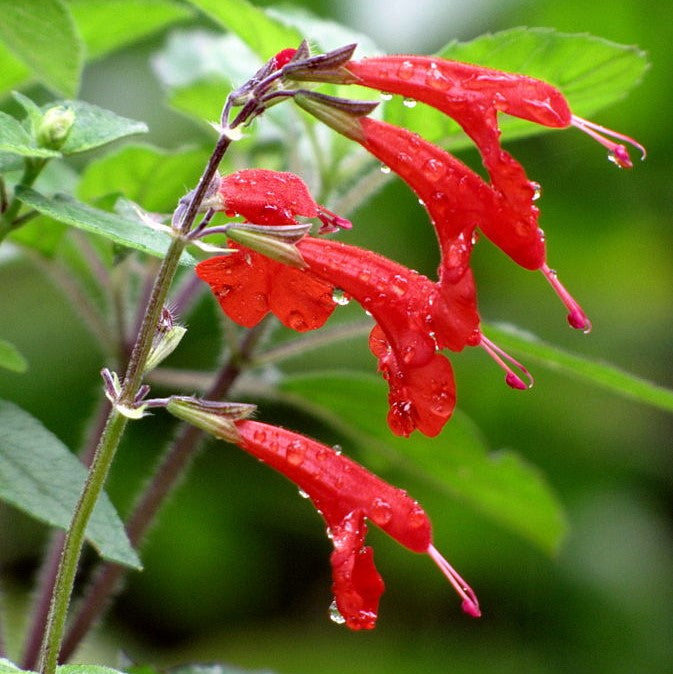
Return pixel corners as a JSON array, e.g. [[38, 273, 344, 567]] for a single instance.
[[178, 42, 642, 629]]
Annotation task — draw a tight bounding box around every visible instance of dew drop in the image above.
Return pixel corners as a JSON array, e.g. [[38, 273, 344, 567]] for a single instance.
[[396, 151, 412, 163], [332, 444, 342, 455], [332, 288, 350, 305], [370, 497, 393, 526], [531, 181, 542, 201], [329, 599, 346, 625], [298, 488, 310, 499], [253, 429, 267, 443], [408, 504, 427, 529], [380, 164, 391, 174], [402, 97, 417, 108], [286, 439, 307, 466], [287, 310, 309, 331], [422, 157, 446, 181], [402, 345, 416, 364], [397, 60, 414, 80], [380, 92, 393, 101], [425, 64, 450, 91]]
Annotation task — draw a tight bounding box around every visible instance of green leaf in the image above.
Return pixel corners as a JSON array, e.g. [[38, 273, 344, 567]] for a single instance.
[[385, 27, 648, 150], [483, 322, 673, 413], [70, 0, 194, 60], [78, 144, 210, 213], [0, 0, 83, 97], [0, 339, 28, 373], [59, 666, 127, 674], [0, 110, 61, 158], [45, 100, 148, 155], [186, 0, 302, 59], [0, 400, 141, 569], [14, 187, 197, 266], [171, 665, 277, 674], [280, 372, 567, 554]]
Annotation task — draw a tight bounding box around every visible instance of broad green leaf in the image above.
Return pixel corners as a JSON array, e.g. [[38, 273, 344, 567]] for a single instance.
[[0, 111, 61, 158], [70, 0, 194, 59], [483, 322, 673, 413], [186, 0, 302, 59], [0, 42, 31, 94], [15, 187, 197, 266], [280, 372, 566, 553], [0, 660, 21, 674], [385, 27, 648, 150], [0, 339, 27, 373], [59, 666, 127, 674], [0, 400, 141, 569], [45, 100, 148, 155], [78, 144, 211, 213], [0, 0, 83, 97]]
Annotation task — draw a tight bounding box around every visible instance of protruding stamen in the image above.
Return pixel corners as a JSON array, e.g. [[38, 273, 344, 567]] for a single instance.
[[571, 115, 646, 169], [427, 544, 481, 618], [479, 334, 534, 390], [317, 206, 353, 233], [541, 263, 592, 332]]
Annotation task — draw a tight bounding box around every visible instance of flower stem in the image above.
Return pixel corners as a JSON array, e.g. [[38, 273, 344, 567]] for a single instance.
[[38, 131, 233, 674]]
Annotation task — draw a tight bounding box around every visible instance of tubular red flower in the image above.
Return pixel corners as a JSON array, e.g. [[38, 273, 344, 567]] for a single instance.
[[196, 243, 336, 331], [197, 237, 468, 436], [234, 419, 480, 628], [215, 169, 351, 232]]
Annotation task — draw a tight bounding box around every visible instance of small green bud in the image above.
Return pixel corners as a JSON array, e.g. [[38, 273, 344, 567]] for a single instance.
[[166, 396, 256, 443], [37, 105, 76, 149], [226, 224, 310, 268]]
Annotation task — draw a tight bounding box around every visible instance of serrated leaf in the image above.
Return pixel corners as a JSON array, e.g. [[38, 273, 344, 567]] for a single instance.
[[483, 322, 673, 413], [384, 27, 648, 150], [70, 0, 193, 59], [0, 0, 83, 97], [280, 372, 567, 553], [0, 339, 28, 373], [186, 0, 302, 59], [0, 399, 141, 569], [0, 110, 61, 158], [44, 100, 148, 155], [14, 187, 196, 266]]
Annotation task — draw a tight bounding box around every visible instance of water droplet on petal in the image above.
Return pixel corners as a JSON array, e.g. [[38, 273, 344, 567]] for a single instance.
[[332, 288, 350, 305], [253, 429, 267, 443], [380, 92, 393, 101], [329, 599, 346, 625], [332, 444, 342, 455], [408, 504, 427, 529], [423, 158, 446, 181], [402, 97, 417, 108], [286, 439, 307, 466], [287, 311, 309, 331], [425, 63, 450, 91], [380, 164, 391, 174], [370, 497, 393, 526], [298, 488, 310, 499], [531, 181, 542, 201], [397, 60, 415, 80]]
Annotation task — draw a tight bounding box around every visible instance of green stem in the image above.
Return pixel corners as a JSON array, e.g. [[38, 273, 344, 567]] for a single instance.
[[37, 137, 231, 673], [0, 158, 47, 245], [38, 409, 128, 674]]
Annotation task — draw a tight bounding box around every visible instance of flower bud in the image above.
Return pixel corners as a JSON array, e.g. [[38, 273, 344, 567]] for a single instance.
[[166, 396, 256, 443], [225, 224, 309, 268], [37, 105, 75, 149]]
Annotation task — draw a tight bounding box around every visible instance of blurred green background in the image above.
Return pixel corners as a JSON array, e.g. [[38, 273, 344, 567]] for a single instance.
[[1, 1, 671, 673]]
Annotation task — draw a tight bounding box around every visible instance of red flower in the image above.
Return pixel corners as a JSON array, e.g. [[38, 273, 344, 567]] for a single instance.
[[233, 419, 481, 628], [196, 242, 336, 331], [197, 235, 479, 437], [211, 169, 351, 232]]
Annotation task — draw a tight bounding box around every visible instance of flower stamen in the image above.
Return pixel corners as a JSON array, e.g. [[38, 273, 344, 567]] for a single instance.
[[427, 544, 481, 617], [479, 334, 534, 390], [541, 263, 591, 332], [571, 115, 646, 169]]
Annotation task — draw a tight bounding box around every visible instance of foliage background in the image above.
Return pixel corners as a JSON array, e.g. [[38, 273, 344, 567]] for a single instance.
[[0, 0, 671, 673]]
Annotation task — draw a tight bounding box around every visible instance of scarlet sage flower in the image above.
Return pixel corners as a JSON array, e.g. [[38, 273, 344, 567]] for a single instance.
[[295, 92, 592, 331], [202, 169, 351, 232], [196, 242, 336, 331], [166, 400, 482, 630], [197, 236, 477, 436]]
